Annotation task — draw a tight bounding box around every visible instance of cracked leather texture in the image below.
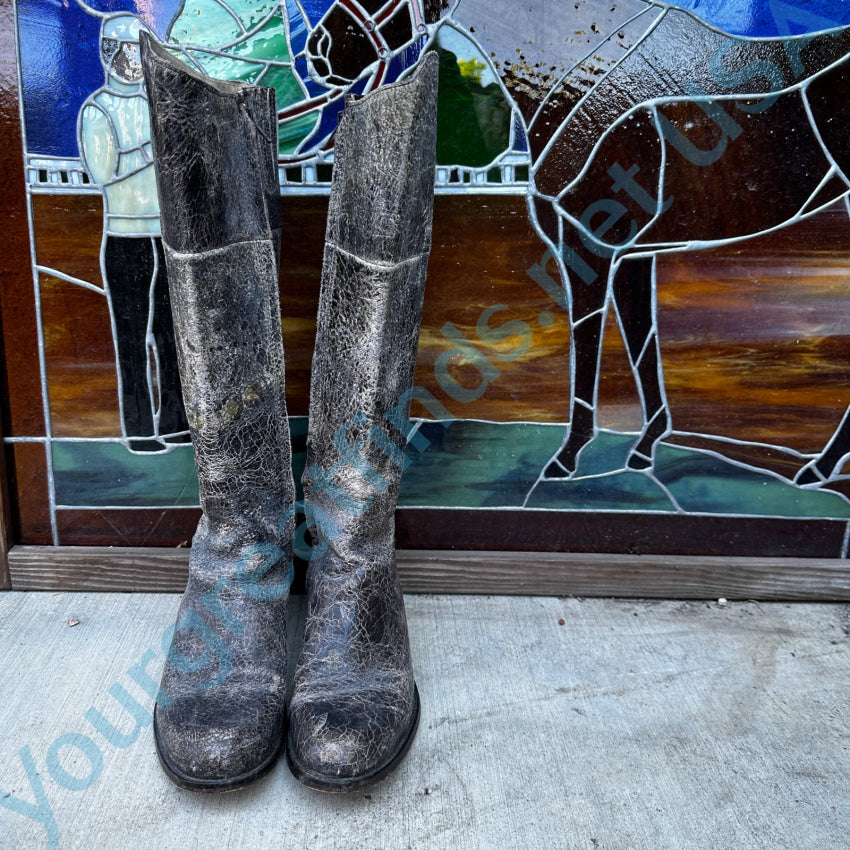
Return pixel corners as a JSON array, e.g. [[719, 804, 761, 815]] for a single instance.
[[142, 34, 294, 788], [288, 53, 439, 787]]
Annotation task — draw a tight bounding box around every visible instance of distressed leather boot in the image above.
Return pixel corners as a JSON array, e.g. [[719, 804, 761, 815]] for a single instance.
[[286, 53, 439, 791], [141, 34, 295, 791]]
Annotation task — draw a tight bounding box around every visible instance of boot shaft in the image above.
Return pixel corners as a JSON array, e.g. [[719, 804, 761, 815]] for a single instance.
[[304, 55, 439, 553], [288, 57, 438, 790], [165, 239, 292, 538], [141, 34, 294, 541], [327, 67, 439, 264]]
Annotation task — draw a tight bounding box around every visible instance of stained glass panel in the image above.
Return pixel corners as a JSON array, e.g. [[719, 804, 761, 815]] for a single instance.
[[7, 0, 850, 557]]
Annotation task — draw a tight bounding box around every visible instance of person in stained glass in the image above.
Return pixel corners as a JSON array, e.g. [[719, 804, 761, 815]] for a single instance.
[[78, 14, 189, 452]]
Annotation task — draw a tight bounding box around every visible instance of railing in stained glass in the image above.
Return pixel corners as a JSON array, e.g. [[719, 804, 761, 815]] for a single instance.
[[27, 151, 531, 195]]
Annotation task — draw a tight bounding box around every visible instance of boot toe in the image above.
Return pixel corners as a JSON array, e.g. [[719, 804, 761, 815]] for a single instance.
[[154, 695, 285, 791], [287, 684, 420, 791]]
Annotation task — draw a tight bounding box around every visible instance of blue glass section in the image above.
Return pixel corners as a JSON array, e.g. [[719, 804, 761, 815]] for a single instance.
[[671, 0, 850, 37], [296, 0, 334, 25], [386, 38, 425, 80], [513, 115, 528, 152], [292, 55, 326, 98], [18, 0, 105, 156], [347, 75, 369, 96], [286, 0, 310, 54], [299, 97, 343, 153]]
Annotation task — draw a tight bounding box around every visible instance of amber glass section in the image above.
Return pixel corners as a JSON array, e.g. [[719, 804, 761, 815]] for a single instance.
[[658, 204, 850, 452], [41, 273, 120, 437], [279, 194, 575, 423], [31, 194, 102, 284]]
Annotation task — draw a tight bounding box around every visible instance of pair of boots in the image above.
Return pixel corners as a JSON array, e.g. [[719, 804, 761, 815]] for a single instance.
[[140, 36, 438, 792]]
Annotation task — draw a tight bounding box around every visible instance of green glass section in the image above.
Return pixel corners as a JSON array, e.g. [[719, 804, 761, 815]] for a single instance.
[[275, 115, 318, 155], [399, 422, 850, 518], [430, 40, 511, 167], [259, 65, 318, 155], [167, 2, 315, 154], [229, 18, 290, 60]]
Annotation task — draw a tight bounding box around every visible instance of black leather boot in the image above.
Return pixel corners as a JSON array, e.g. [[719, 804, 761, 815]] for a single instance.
[[141, 35, 295, 792], [286, 53, 439, 791]]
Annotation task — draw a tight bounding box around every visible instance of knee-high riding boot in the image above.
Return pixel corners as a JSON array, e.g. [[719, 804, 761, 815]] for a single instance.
[[141, 34, 295, 791], [286, 53, 439, 791]]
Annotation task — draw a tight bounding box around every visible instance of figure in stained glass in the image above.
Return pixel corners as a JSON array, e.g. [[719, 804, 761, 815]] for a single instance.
[[77, 12, 189, 451]]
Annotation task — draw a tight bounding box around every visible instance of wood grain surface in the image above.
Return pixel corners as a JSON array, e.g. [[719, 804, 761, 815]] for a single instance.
[[8, 545, 850, 600]]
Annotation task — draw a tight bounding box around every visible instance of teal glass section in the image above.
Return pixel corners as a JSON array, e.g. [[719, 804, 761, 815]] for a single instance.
[[167, 0, 281, 46], [653, 445, 850, 519], [53, 442, 200, 508], [167, 0, 317, 154], [52, 419, 311, 508]]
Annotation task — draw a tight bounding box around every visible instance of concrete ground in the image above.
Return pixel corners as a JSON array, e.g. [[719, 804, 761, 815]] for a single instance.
[[1, 591, 848, 850]]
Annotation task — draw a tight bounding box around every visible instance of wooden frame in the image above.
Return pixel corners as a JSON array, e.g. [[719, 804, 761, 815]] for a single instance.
[[0, 419, 11, 591], [5, 545, 850, 600]]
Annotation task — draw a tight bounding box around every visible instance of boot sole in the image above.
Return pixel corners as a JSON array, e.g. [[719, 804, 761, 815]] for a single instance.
[[153, 707, 285, 793], [285, 684, 421, 793]]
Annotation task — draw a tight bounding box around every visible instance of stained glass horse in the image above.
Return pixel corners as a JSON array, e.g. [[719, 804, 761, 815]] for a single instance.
[[306, 0, 850, 485]]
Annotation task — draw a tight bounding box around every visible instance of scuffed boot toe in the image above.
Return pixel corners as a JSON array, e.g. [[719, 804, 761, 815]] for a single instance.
[[154, 694, 285, 792], [286, 684, 420, 791]]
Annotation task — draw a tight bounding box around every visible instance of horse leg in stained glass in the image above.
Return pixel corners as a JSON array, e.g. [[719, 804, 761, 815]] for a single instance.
[[793, 53, 850, 485], [797, 405, 850, 485], [612, 256, 669, 470], [533, 9, 850, 480]]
